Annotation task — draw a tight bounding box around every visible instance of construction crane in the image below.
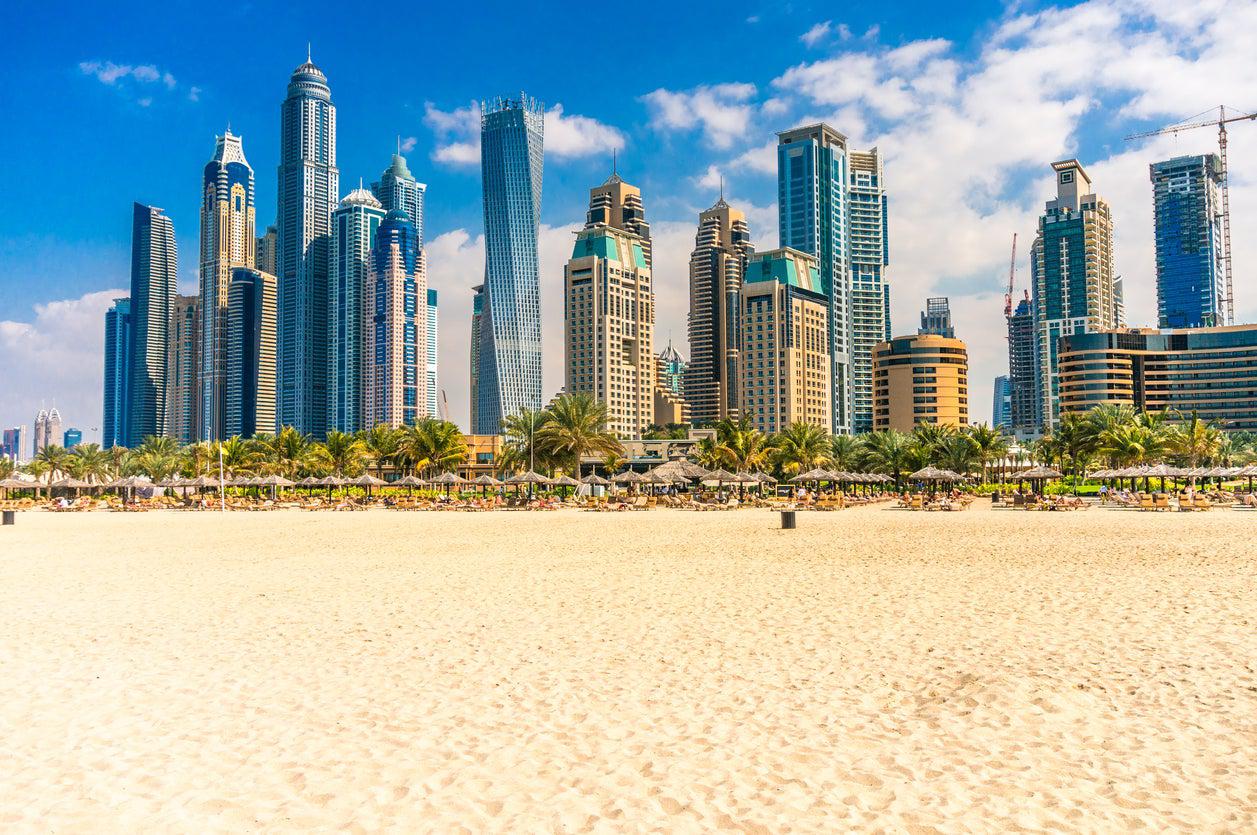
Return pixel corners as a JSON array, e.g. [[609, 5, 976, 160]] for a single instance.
[[1004, 232, 1018, 320], [1126, 105, 1257, 326]]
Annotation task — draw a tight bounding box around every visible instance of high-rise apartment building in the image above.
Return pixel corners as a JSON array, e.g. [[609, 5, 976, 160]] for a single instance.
[[166, 294, 200, 443], [847, 148, 890, 434], [873, 333, 969, 431], [654, 344, 690, 426], [199, 129, 255, 441], [1, 427, 23, 462], [127, 203, 177, 446], [372, 152, 426, 247], [470, 284, 483, 431], [103, 298, 133, 449], [739, 247, 831, 434], [585, 168, 651, 265], [33, 407, 62, 456], [777, 123, 853, 434], [564, 176, 655, 438], [427, 289, 439, 419], [684, 197, 752, 425], [992, 375, 1012, 433], [1032, 159, 1119, 430], [363, 210, 427, 428], [328, 186, 385, 433], [256, 225, 277, 275], [1007, 294, 1040, 439], [277, 51, 338, 438], [919, 297, 954, 338], [225, 268, 277, 438], [1150, 154, 1225, 328], [475, 94, 544, 435], [63, 428, 82, 449]]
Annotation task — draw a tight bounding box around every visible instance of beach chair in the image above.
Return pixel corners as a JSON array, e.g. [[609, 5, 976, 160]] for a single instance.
[[1193, 495, 1212, 511], [1153, 494, 1171, 511], [1138, 494, 1154, 511]]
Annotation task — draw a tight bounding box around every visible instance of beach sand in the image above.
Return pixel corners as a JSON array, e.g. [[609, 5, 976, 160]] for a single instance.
[[1, 504, 1254, 832]]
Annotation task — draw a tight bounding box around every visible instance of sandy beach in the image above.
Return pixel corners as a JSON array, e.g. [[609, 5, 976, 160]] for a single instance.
[[1, 505, 1254, 831]]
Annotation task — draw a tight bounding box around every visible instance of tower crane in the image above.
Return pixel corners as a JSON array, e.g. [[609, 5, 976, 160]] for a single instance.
[[1126, 106, 1257, 326], [1004, 232, 1018, 320]]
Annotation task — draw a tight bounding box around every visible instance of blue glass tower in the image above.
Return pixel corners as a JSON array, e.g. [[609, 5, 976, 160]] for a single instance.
[[328, 187, 385, 433], [277, 50, 338, 438], [128, 203, 177, 446], [1150, 154, 1224, 328], [364, 210, 427, 427], [372, 151, 426, 248], [475, 94, 544, 435], [103, 298, 133, 449], [427, 288, 438, 419], [992, 375, 1012, 433]]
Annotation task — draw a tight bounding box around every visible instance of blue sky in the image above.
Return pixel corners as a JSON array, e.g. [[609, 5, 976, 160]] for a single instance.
[[2, 0, 1254, 441]]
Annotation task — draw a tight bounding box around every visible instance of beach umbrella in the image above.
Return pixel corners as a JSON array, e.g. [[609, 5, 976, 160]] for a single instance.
[[579, 473, 611, 486], [392, 474, 425, 496], [551, 474, 580, 498], [507, 470, 550, 498], [471, 473, 502, 498], [430, 471, 469, 497], [51, 478, 93, 494], [349, 473, 386, 498], [612, 470, 647, 484], [650, 459, 711, 483]]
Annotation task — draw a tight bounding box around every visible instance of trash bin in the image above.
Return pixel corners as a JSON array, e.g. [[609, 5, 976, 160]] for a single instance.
[[2, 510, 14, 526], [780, 510, 796, 530]]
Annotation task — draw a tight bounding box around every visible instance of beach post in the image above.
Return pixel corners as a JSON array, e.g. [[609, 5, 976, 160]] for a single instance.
[[780, 509, 796, 530], [2, 510, 14, 526]]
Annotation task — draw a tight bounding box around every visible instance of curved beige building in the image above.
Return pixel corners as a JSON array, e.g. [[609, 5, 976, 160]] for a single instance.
[[873, 334, 968, 431]]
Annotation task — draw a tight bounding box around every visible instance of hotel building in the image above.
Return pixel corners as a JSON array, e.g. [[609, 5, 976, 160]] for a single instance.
[[1057, 325, 1257, 430], [127, 203, 177, 447], [166, 294, 200, 443], [328, 186, 385, 433], [738, 247, 831, 434], [224, 268, 277, 438], [873, 333, 969, 431], [103, 298, 133, 448], [1150, 154, 1226, 328], [363, 210, 427, 428]]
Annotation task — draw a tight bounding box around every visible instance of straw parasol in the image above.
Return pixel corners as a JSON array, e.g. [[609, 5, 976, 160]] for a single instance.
[[428, 471, 468, 497], [507, 470, 550, 498], [579, 473, 611, 486], [789, 467, 830, 483], [910, 466, 961, 482], [649, 459, 711, 482], [470, 473, 502, 498], [612, 470, 648, 484], [51, 477, 93, 492], [551, 474, 580, 498], [349, 473, 386, 497]]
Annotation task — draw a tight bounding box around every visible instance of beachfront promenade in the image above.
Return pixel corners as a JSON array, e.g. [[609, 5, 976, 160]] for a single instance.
[[2, 505, 1253, 831]]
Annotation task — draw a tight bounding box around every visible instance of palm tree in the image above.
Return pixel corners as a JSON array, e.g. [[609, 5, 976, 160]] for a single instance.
[[501, 408, 550, 474], [322, 430, 368, 477], [829, 434, 861, 472], [692, 436, 725, 470], [36, 444, 70, 481], [1054, 412, 1097, 487], [23, 459, 50, 485], [936, 432, 979, 477], [69, 443, 115, 483], [181, 442, 214, 477], [0, 457, 14, 479], [714, 416, 769, 472], [600, 451, 627, 476], [398, 419, 467, 477], [360, 425, 401, 479], [216, 436, 257, 477], [859, 429, 913, 487], [911, 423, 956, 465], [1167, 410, 1222, 468], [965, 423, 1010, 484], [771, 422, 831, 476], [535, 393, 622, 476]]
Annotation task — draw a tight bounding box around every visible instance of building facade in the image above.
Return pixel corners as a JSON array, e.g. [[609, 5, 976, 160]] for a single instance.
[[372, 152, 426, 247], [684, 197, 752, 425], [277, 52, 338, 438], [224, 268, 277, 438], [327, 187, 385, 433], [777, 123, 854, 434], [1057, 325, 1257, 430], [470, 284, 483, 431], [992, 375, 1012, 432], [475, 94, 544, 435], [739, 247, 832, 434], [127, 203, 177, 446], [427, 288, 439, 419], [1, 427, 22, 462], [103, 298, 133, 449], [166, 294, 200, 443], [873, 333, 969, 432], [564, 179, 655, 438], [33, 408, 62, 456], [256, 225, 277, 275], [363, 210, 427, 428], [919, 297, 954, 338], [63, 428, 82, 449], [848, 148, 890, 434], [1150, 154, 1225, 329], [199, 129, 256, 441], [657, 341, 686, 395], [1008, 293, 1040, 439], [1032, 159, 1120, 431]]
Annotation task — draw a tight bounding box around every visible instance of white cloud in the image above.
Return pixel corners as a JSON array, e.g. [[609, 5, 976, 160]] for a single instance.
[[78, 60, 191, 106], [187, 86, 201, 102], [0, 289, 125, 446], [694, 164, 723, 190], [399, 136, 417, 153], [641, 83, 758, 149], [801, 21, 832, 48], [424, 101, 624, 166]]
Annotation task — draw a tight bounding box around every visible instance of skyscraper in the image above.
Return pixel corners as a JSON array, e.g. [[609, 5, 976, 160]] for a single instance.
[[919, 297, 954, 338], [992, 375, 1012, 433], [654, 343, 690, 427], [657, 341, 686, 395], [166, 294, 200, 443], [684, 196, 752, 425], [1150, 154, 1225, 328], [1007, 294, 1040, 439], [256, 225, 277, 275], [225, 268, 277, 438], [199, 129, 256, 441], [848, 148, 890, 434], [739, 247, 831, 434], [873, 333, 969, 431], [1, 427, 22, 462], [127, 203, 177, 446], [63, 428, 82, 449], [469, 284, 483, 431], [103, 297, 133, 449], [475, 94, 544, 435], [585, 167, 651, 264], [363, 210, 427, 428], [777, 123, 853, 434], [1032, 160, 1119, 429], [277, 50, 338, 438], [35, 407, 62, 456], [33, 411, 47, 457], [564, 175, 655, 439], [427, 288, 439, 419], [328, 185, 385, 433], [372, 151, 426, 247]]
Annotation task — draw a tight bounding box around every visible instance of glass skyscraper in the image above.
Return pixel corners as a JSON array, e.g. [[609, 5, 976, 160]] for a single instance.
[[277, 51, 338, 438], [364, 210, 427, 428], [847, 148, 890, 434], [127, 203, 177, 447], [225, 268, 277, 438], [475, 94, 544, 435], [372, 152, 426, 247], [103, 298, 133, 449], [919, 297, 954, 338], [1007, 294, 1040, 439], [199, 129, 256, 441], [1150, 154, 1225, 329], [427, 288, 439, 419], [328, 186, 385, 433], [992, 375, 1012, 433]]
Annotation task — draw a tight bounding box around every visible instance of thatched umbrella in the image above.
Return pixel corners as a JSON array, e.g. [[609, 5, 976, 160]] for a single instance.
[[579, 474, 611, 496], [393, 474, 425, 496], [471, 473, 502, 498], [256, 474, 294, 500], [551, 474, 580, 498], [507, 470, 551, 498], [0, 477, 35, 498], [50, 478, 93, 498], [430, 471, 469, 497], [649, 459, 711, 484]]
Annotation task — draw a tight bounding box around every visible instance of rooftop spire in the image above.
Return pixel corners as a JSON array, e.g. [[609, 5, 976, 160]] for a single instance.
[[612, 148, 617, 176], [397, 135, 401, 156], [307, 42, 312, 63]]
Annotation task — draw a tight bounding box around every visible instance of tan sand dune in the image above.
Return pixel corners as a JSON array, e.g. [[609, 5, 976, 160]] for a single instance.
[[1, 504, 1254, 831]]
